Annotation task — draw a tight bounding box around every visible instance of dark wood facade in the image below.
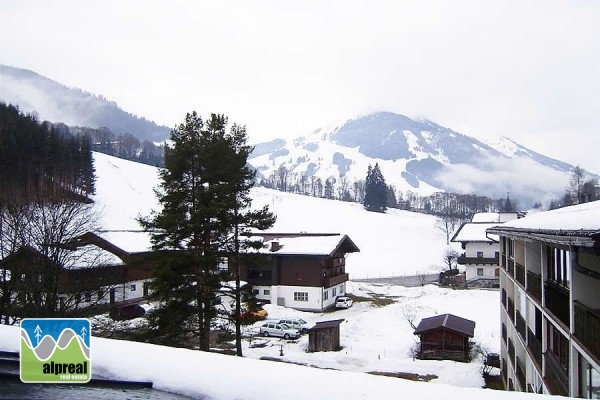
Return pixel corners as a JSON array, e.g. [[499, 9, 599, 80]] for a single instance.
[[307, 319, 344, 352], [414, 314, 475, 362], [241, 233, 360, 290]]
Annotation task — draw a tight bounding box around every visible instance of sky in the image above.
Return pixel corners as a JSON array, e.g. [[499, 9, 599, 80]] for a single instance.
[[1, 1, 600, 173]]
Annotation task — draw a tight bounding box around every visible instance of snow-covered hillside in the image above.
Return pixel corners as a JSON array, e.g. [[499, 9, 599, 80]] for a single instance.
[[92, 152, 451, 278]]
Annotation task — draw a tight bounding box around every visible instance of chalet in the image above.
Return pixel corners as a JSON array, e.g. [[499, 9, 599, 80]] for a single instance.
[[0, 232, 155, 317], [413, 313, 475, 362], [488, 200, 600, 397], [240, 233, 360, 312], [452, 212, 521, 287], [307, 319, 344, 352]]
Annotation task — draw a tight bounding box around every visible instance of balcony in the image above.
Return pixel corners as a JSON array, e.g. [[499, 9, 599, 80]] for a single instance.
[[508, 338, 515, 364], [527, 328, 542, 369], [544, 352, 569, 397], [515, 311, 526, 342], [515, 262, 525, 287], [544, 280, 570, 327], [501, 289, 507, 309], [501, 254, 507, 270], [526, 271, 542, 304], [323, 273, 349, 288], [456, 255, 499, 265], [516, 358, 526, 391], [573, 301, 600, 362], [508, 258, 515, 277], [501, 323, 507, 344], [507, 297, 515, 323]]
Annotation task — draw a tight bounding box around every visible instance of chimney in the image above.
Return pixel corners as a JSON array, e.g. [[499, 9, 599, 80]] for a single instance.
[[270, 241, 280, 252]]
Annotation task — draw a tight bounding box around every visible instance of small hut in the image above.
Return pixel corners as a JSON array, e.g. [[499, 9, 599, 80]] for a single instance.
[[413, 314, 475, 362], [307, 319, 344, 352]]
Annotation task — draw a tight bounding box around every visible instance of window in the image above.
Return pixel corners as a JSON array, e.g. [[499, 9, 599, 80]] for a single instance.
[[332, 287, 337, 297], [264, 289, 270, 295], [340, 283, 344, 294], [252, 289, 259, 295], [323, 290, 329, 301], [477, 252, 484, 258], [294, 292, 308, 302], [21, 273, 26, 281], [130, 284, 136, 291], [477, 268, 484, 276]]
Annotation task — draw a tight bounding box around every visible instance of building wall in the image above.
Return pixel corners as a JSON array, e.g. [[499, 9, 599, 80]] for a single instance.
[[466, 242, 498, 258], [271, 285, 324, 311], [499, 234, 600, 398]]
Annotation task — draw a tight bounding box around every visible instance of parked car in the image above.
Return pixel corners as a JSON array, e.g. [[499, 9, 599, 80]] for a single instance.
[[276, 318, 310, 333], [335, 296, 353, 309], [259, 323, 301, 340]]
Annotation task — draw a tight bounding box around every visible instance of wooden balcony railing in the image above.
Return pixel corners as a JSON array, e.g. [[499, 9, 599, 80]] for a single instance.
[[515, 262, 525, 287], [527, 328, 542, 369], [516, 311, 526, 342], [516, 357, 526, 391], [574, 301, 600, 362], [544, 280, 570, 327], [456, 256, 499, 265], [323, 273, 349, 288], [526, 271, 542, 303], [544, 352, 569, 397], [508, 258, 515, 277], [507, 297, 515, 323]]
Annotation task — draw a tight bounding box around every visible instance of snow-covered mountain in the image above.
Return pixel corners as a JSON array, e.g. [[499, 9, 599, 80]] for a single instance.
[[249, 112, 582, 207]]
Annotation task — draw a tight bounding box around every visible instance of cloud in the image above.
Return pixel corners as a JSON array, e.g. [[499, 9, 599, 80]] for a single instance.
[[433, 155, 570, 207]]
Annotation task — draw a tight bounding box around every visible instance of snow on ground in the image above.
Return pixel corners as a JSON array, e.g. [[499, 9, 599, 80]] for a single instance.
[[238, 281, 501, 389], [2, 152, 534, 398]]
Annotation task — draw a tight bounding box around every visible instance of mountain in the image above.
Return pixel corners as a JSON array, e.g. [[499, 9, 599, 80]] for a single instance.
[[0, 65, 170, 142], [249, 112, 587, 207]]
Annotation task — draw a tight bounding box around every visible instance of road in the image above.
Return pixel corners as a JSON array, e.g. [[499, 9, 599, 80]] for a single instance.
[[352, 273, 439, 287]]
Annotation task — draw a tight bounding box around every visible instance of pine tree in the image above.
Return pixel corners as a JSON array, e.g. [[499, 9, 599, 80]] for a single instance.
[[138, 112, 274, 353], [363, 163, 387, 212]]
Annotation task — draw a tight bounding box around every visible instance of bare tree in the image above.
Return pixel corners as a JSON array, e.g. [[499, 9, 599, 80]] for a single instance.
[[0, 199, 103, 322], [401, 300, 421, 330], [567, 165, 586, 205], [435, 215, 463, 245]]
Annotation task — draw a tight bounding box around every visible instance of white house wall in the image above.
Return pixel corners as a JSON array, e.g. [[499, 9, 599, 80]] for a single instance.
[[465, 242, 498, 257]]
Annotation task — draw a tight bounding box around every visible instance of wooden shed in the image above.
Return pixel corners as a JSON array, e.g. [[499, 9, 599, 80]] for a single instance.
[[307, 319, 344, 352], [413, 314, 475, 362]]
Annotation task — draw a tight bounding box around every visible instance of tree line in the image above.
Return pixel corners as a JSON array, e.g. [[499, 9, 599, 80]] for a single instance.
[[0, 102, 95, 203], [0, 102, 101, 322], [259, 161, 513, 217]]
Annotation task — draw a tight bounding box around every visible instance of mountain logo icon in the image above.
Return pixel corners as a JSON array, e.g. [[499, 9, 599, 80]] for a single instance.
[[20, 318, 91, 383]]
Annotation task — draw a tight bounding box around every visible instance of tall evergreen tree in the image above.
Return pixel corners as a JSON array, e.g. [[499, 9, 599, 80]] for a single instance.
[[138, 112, 274, 352], [363, 163, 387, 212]]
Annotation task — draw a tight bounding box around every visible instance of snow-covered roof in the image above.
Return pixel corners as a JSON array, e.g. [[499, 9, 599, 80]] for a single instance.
[[498, 200, 600, 231], [256, 234, 360, 256], [488, 201, 600, 246], [470, 212, 519, 223], [451, 223, 499, 243]]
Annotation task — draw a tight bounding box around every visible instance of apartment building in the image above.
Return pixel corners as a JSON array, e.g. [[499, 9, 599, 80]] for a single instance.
[[488, 201, 600, 397]]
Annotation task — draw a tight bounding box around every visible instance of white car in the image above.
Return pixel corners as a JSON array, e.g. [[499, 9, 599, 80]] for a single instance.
[[335, 296, 353, 309], [276, 318, 310, 333], [259, 323, 301, 340]]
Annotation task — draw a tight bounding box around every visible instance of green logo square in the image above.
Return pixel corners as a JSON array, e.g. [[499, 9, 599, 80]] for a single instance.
[[20, 318, 91, 383]]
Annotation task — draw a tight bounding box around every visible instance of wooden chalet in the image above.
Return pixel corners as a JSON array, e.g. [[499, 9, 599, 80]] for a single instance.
[[307, 319, 344, 352], [413, 313, 475, 362], [239, 233, 360, 312]]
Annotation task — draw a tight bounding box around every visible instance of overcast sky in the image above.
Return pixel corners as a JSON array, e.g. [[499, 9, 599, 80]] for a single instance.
[[1, 1, 599, 173]]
